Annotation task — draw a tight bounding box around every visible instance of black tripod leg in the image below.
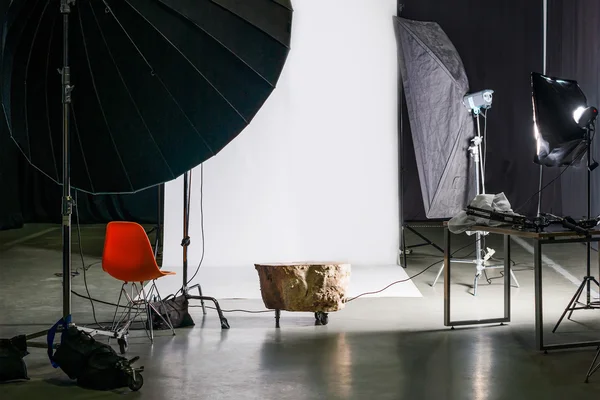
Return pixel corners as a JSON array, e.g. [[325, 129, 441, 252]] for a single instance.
[[553, 280, 586, 333], [196, 286, 207, 315], [187, 295, 230, 329], [567, 281, 587, 321], [275, 309, 281, 329], [585, 346, 600, 383], [187, 284, 207, 315]]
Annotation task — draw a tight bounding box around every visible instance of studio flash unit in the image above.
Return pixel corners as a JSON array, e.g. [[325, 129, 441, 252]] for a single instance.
[[463, 90, 494, 114]]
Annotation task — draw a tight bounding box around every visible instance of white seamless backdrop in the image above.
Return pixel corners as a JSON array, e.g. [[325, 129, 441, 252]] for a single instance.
[[161, 0, 399, 285]]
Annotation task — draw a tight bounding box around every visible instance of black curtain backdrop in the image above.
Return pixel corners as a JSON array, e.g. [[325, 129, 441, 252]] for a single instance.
[[0, 127, 161, 230], [547, 0, 600, 220], [399, 0, 561, 220], [0, 1, 159, 231]]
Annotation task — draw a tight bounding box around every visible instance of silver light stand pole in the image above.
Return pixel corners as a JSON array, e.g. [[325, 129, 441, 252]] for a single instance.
[[432, 107, 520, 294], [26, 0, 129, 351], [469, 111, 486, 295]]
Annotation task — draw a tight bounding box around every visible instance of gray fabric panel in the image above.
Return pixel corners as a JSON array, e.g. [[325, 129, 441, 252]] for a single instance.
[[394, 17, 475, 219]]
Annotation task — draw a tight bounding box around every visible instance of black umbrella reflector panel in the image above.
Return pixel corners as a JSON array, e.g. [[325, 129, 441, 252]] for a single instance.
[[531, 73, 588, 167], [394, 17, 475, 219], [1, 0, 293, 194]]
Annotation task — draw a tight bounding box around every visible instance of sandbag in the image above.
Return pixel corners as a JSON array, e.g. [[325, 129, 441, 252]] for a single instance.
[[51, 326, 143, 391], [0, 335, 29, 382], [150, 294, 195, 330]]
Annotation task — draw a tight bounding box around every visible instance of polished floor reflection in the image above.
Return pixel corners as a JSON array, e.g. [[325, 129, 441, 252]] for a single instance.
[[1, 225, 600, 399]]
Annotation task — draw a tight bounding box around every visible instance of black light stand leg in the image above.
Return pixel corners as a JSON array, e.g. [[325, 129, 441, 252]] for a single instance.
[[275, 309, 281, 328], [180, 170, 230, 330], [586, 346, 600, 383], [398, 55, 407, 270], [552, 279, 588, 333], [553, 131, 600, 332]]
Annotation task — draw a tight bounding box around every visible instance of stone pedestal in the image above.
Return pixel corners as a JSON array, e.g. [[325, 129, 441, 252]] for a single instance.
[[254, 262, 351, 312]]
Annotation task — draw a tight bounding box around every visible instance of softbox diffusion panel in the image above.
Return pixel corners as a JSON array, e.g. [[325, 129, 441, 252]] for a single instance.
[[394, 17, 475, 219]]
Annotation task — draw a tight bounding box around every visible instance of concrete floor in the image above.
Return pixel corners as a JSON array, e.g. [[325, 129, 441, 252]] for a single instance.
[[1, 224, 600, 399]]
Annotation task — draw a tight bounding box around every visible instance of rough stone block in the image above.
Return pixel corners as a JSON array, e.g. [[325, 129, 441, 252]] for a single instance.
[[254, 262, 351, 312]]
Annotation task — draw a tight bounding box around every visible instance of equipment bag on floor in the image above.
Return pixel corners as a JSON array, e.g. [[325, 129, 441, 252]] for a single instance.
[[0, 335, 29, 382], [150, 294, 195, 330], [48, 323, 144, 391]]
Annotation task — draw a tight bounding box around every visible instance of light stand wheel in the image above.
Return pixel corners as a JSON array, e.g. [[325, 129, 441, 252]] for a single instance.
[[128, 371, 144, 391]]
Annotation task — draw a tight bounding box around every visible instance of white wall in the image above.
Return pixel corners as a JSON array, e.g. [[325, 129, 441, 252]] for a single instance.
[[162, 0, 399, 272]]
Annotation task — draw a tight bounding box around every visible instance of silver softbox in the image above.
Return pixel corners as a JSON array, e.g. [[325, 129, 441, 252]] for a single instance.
[[394, 17, 476, 219]]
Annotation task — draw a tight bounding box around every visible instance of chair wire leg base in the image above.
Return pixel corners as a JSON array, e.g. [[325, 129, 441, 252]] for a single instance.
[[107, 281, 178, 352], [147, 281, 176, 335], [186, 284, 230, 329]]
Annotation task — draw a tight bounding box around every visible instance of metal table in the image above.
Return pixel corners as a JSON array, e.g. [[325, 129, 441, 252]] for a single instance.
[[444, 225, 600, 351]]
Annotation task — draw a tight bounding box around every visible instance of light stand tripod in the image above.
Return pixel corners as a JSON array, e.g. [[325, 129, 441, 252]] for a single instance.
[[553, 119, 600, 333], [180, 170, 230, 330], [26, 0, 127, 351], [431, 108, 520, 294]]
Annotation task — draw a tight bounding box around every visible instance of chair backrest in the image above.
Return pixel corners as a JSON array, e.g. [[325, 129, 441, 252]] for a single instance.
[[102, 221, 159, 282]]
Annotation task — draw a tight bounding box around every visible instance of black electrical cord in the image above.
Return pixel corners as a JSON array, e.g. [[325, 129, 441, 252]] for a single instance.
[[73, 238, 491, 315], [187, 164, 205, 285], [514, 122, 599, 214], [482, 109, 488, 171], [344, 237, 484, 303], [189, 306, 272, 314], [514, 164, 572, 213], [73, 191, 110, 330]]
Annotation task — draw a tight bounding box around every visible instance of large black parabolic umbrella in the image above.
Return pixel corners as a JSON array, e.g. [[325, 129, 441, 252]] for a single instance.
[[2, 0, 293, 194], [1, 0, 292, 321]]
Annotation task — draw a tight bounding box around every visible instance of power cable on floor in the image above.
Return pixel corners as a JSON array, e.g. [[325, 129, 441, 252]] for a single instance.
[[73, 191, 110, 331], [189, 306, 272, 314], [345, 237, 484, 303], [187, 164, 205, 286]]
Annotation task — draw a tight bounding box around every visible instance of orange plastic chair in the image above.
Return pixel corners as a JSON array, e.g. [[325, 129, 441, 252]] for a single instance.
[[102, 221, 176, 352], [103, 221, 175, 283]]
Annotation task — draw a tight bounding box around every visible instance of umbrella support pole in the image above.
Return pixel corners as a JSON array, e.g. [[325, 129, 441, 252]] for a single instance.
[[26, 0, 122, 350], [60, 0, 75, 328], [180, 170, 230, 330]]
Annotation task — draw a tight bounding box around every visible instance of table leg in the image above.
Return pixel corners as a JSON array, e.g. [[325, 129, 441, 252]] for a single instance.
[[444, 227, 451, 327], [534, 239, 543, 351], [504, 234, 511, 320]]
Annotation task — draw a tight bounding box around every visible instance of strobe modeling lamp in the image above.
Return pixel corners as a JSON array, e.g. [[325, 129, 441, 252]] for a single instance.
[[463, 89, 494, 114], [531, 73, 595, 166]]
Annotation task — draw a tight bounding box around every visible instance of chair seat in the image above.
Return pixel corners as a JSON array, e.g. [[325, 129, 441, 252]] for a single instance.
[[109, 268, 176, 283]]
